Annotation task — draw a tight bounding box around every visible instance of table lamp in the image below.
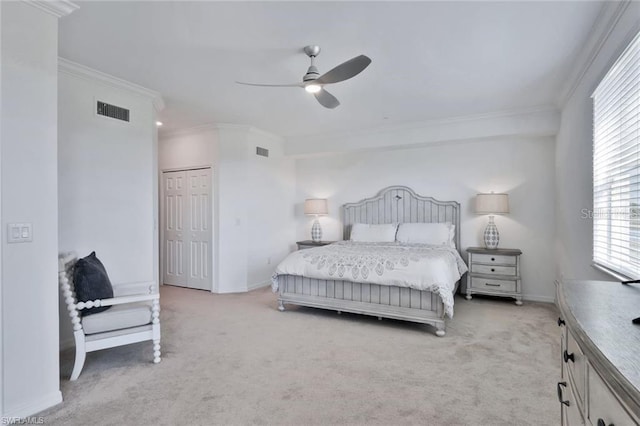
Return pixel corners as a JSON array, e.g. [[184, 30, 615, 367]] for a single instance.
[[475, 193, 509, 249], [304, 199, 328, 242]]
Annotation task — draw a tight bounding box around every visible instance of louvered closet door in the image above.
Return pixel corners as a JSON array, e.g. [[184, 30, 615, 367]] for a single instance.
[[162, 168, 213, 290]]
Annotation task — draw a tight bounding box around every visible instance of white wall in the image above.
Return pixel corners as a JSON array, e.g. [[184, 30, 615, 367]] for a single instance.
[[555, 2, 640, 281], [215, 126, 251, 293], [0, 1, 62, 417], [159, 125, 295, 293], [246, 129, 296, 289], [295, 136, 556, 302], [58, 62, 160, 347]]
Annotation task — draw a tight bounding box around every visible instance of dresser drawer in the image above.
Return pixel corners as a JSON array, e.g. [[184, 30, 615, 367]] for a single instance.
[[565, 330, 586, 411], [588, 363, 638, 425], [471, 264, 516, 276], [562, 381, 585, 426], [470, 277, 516, 292], [472, 253, 517, 265]]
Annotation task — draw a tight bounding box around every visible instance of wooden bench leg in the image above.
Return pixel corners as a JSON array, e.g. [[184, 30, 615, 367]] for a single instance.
[[70, 332, 86, 381], [153, 339, 161, 364]]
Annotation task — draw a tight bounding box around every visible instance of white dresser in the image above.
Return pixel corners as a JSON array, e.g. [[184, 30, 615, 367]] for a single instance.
[[556, 280, 640, 425]]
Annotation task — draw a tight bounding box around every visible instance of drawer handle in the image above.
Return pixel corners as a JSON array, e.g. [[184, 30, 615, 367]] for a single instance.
[[597, 419, 614, 426], [557, 317, 565, 327], [563, 350, 575, 363], [490, 268, 495, 272], [485, 283, 501, 287], [491, 257, 495, 261], [556, 381, 570, 406]]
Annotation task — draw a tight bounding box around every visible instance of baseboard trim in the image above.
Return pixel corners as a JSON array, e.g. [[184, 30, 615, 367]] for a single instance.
[[3, 390, 62, 418], [247, 280, 271, 291], [522, 294, 555, 304]]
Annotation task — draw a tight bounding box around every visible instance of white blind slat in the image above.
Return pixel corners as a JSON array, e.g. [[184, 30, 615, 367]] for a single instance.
[[592, 30, 640, 280]]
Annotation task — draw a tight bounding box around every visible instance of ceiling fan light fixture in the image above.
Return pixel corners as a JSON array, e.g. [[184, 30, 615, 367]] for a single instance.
[[305, 84, 322, 94], [235, 46, 371, 109]]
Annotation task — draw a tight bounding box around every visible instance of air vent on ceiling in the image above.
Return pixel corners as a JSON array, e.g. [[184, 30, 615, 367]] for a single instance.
[[256, 146, 269, 157], [97, 101, 130, 122]]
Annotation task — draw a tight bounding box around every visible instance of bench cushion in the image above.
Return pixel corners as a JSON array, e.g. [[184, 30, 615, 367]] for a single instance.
[[82, 303, 152, 335]]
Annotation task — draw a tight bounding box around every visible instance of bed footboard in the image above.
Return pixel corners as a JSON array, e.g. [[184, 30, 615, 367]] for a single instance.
[[277, 275, 451, 336]]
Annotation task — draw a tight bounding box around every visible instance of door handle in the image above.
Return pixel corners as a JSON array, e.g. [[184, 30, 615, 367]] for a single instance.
[[563, 350, 575, 363], [556, 382, 570, 406]]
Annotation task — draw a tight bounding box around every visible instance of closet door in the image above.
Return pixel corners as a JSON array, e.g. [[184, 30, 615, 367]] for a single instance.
[[163, 171, 187, 286], [162, 168, 213, 290], [186, 169, 212, 290]]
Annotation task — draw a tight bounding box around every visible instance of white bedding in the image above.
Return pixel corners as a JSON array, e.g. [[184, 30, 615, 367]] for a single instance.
[[272, 241, 468, 318]]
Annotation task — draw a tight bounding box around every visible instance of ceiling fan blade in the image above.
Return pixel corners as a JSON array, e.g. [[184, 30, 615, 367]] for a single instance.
[[314, 88, 340, 109], [236, 81, 303, 88], [316, 55, 372, 85]]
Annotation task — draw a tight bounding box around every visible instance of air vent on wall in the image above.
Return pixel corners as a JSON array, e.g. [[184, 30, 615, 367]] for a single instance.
[[256, 146, 269, 157], [97, 101, 130, 122]]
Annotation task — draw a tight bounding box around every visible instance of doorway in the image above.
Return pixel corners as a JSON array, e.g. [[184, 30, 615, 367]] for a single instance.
[[161, 167, 213, 291]]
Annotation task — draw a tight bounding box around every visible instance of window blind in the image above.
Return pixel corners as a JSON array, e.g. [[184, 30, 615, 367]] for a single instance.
[[592, 31, 640, 279]]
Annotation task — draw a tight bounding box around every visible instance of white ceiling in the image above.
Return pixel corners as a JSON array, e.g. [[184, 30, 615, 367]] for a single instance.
[[59, 1, 604, 139]]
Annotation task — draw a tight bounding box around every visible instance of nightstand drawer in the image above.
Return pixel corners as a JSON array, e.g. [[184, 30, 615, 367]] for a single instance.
[[470, 277, 516, 292], [472, 253, 517, 265], [471, 264, 516, 276]]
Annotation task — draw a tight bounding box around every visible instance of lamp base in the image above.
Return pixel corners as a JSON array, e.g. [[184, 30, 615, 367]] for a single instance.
[[483, 215, 500, 249], [311, 218, 322, 242]]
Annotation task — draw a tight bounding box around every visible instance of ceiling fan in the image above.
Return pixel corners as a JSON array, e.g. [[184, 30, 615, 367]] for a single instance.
[[236, 45, 372, 109]]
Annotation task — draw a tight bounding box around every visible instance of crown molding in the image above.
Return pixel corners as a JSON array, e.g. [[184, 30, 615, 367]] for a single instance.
[[160, 123, 221, 139], [161, 123, 250, 139], [58, 57, 165, 111], [557, 0, 631, 107], [289, 105, 558, 144], [284, 105, 559, 156], [24, 0, 79, 18], [246, 125, 284, 142], [160, 123, 283, 141], [160, 106, 556, 149]]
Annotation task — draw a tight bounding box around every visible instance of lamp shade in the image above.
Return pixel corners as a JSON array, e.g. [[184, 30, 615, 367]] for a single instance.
[[475, 193, 509, 214], [304, 199, 328, 215]]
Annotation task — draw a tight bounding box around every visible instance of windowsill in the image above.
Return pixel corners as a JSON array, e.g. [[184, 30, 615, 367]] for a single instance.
[[592, 262, 634, 282]]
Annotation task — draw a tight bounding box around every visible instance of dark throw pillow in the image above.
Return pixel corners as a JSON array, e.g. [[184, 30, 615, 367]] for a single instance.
[[73, 251, 114, 316]]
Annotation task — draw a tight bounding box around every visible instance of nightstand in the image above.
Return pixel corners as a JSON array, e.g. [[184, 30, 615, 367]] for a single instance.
[[466, 247, 522, 305], [296, 240, 336, 250]]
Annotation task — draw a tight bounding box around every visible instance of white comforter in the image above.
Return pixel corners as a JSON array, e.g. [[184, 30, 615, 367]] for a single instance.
[[271, 241, 468, 318]]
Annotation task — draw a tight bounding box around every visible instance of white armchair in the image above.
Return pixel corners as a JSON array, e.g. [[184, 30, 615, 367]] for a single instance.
[[58, 252, 161, 381]]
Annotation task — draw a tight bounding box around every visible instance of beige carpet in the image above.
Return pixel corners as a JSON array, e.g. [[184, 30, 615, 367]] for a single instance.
[[43, 285, 560, 425]]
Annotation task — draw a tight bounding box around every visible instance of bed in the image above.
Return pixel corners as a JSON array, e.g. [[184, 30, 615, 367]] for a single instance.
[[272, 186, 467, 336]]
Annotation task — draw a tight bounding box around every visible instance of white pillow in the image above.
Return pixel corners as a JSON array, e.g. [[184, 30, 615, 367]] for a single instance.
[[396, 222, 455, 247], [350, 223, 398, 242]]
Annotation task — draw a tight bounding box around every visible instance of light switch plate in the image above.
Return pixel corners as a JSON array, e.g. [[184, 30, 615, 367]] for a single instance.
[[7, 223, 32, 243]]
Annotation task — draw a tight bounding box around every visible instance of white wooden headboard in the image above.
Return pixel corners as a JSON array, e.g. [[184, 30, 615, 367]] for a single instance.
[[342, 186, 461, 255]]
